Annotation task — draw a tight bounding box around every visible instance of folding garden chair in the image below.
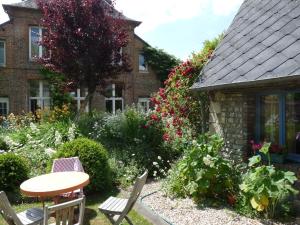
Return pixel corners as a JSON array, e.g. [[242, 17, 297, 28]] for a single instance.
[[98, 170, 148, 225], [0, 191, 43, 225], [43, 196, 85, 225], [51, 157, 84, 198]]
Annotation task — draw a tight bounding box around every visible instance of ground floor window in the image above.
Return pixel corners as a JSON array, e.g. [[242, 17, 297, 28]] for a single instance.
[[256, 92, 300, 154], [105, 84, 123, 114], [70, 88, 89, 112], [0, 97, 9, 116], [29, 80, 51, 113], [138, 98, 150, 112]]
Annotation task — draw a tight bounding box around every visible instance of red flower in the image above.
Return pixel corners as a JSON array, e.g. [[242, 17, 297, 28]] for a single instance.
[[150, 114, 159, 121], [163, 133, 170, 141], [176, 129, 183, 137]]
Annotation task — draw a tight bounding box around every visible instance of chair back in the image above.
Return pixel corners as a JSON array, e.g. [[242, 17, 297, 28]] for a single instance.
[[51, 157, 84, 173], [0, 191, 22, 225], [43, 196, 85, 225], [124, 170, 148, 213]]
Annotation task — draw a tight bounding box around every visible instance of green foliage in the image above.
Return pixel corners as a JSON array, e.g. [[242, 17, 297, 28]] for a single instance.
[[77, 111, 105, 137], [143, 46, 181, 82], [40, 68, 73, 108], [54, 138, 112, 192], [165, 134, 239, 202], [0, 153, 29, 193], [0, 137, 8, 151], [239, 144, 298, 218]]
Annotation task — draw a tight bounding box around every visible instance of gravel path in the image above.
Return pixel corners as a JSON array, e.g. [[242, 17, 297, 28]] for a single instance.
[[140, 181, 297, 225]]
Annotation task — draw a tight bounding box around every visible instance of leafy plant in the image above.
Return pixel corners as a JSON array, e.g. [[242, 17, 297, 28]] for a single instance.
[[239, 143, 298, 218], [54, 138, 112, 192], [165, 134, 239, 203]]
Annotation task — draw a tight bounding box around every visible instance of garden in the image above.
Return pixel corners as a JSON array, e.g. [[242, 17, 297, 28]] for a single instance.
[[0, 35, 299, 225]]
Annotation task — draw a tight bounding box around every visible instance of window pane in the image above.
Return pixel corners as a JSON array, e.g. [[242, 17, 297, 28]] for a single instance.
[[0, 102, 7, 116], [30, 99, 39, 113], [139, 54, 147, 71], [0, 41, 4, 65], [286, 93, 300, 154], [115, 100, 123, 112], [106, 100, 112, 113], [29, 80, 40, 97], [43, 99, 51, 110], [260, 95, 280, 145], [43, 82, 50, 97], [31, 27, 40, 58], [105, 85, 113, 98], [115, 84, 122, 97]]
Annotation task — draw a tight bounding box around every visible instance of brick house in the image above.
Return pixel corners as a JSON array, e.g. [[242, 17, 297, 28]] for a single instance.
[[192, 0, 300, 166], [0, 0, 161, 115]]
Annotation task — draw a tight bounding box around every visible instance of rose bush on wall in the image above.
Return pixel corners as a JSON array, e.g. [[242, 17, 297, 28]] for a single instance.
[[149, 36, 222, 149]]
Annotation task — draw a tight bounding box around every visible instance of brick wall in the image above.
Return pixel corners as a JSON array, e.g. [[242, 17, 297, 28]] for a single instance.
[[0, 6, 161, 114]]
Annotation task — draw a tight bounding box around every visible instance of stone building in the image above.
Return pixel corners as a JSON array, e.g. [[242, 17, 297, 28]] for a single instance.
[[0, 0, 161, 115], [192, 0, 300, 165]]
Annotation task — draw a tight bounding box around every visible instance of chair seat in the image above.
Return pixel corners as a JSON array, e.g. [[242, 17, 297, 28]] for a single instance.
[[99, 197, 128, 214], [17, 208, 43, 225]]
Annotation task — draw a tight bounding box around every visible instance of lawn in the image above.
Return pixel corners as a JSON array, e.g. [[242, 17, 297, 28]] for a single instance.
[[0, 190, 153, 225]]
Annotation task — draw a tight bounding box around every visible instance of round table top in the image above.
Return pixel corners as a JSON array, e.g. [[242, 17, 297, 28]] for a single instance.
[[20, 172, 90, 197]]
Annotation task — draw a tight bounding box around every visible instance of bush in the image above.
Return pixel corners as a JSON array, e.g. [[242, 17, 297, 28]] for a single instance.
[[54, 138, 112, 192], [77, 111, 105, 137], [0, 153, 29, 193], [165, 134, 239, 203], [0, 137, 8, 151]]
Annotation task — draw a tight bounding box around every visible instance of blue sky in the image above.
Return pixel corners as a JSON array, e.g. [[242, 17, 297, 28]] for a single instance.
[[0, 0, 243, 60]]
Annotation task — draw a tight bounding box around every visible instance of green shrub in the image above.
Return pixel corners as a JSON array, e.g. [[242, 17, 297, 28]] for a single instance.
[[77, 111, 105, 137], [0, 153, 29, 193], [239, 143, 298, 218], [165, 134, 239, 203], [54, 138, 112, 192], [0, 137, 8, 151]]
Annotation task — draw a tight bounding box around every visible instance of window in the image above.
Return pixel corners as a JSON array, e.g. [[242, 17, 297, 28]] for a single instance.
[[0, 98, 9, 116], [139, 54, 148, 72], [29, 80, 51, 113], [105, 84, 123, 114], [256, 92, 300, 155], [138, 98, 150, 112], [70, 88, 89, 112], [0, 40, 5, 66], [29, 27, 45, 60]]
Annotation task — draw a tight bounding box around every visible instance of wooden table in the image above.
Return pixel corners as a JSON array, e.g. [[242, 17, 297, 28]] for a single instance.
[[20, 172, 90, 199]]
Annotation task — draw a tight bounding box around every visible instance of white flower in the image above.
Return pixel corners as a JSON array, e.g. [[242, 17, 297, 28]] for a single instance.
[[54, 131, 62, 146], [68, 123, 76, 140], [30, 122, 38, 131], [192, 140, 197, 145], [153, 162, 158, 166], [158, 156, 162, 160], [203, 155, 214, 167], [45, 147, 56, 156]]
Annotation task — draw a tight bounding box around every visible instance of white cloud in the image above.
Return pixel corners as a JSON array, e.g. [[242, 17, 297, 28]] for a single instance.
[[116, 0, 243, 34], [212, 0, 243, 16]]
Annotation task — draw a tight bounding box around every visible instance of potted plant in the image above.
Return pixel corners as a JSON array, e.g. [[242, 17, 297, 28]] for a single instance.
[[250, 141, 287, 164]]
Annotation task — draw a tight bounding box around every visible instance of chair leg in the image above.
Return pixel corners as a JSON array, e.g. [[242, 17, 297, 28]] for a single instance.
[[104, 213, 117, 225], [125, 215, 134, 225]]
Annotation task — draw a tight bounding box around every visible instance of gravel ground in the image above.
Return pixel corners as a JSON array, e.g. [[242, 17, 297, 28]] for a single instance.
[[140, 181, 297, 225]]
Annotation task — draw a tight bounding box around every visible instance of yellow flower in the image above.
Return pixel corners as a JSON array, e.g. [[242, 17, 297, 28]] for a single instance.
[[250, 196, 269, 212]]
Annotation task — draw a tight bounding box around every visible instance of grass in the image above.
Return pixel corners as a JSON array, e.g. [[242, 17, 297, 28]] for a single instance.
[[0, 190, 153, 225]]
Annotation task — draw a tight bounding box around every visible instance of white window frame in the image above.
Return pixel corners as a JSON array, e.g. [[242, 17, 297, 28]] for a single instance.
[[105, 84, 124, 114], [70, 88, 89, 112], [0, 97, 9, 116], [29, 26, 43, 60], [138, 98, 150, 112], [139, 54, 148, 72], [29, 81, 51, 111], [0, 40, 6, 67]]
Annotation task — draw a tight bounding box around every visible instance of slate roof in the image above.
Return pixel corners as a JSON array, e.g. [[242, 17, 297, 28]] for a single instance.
[[192, 0, 300, 90], [2, 0, 140, 25]]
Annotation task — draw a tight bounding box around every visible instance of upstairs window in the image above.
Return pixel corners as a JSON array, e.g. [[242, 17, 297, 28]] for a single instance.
[[29, 27, 45, 60], [29, 80, 51, 113], [139, 54, 148, 72], [70, 88, 89, 112], [0, 40, 5, 66], [105, 84, 123, 114], [0, 97, 9, 116]]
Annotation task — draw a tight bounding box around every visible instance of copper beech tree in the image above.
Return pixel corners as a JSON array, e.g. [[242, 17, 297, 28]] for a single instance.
[[37, 0, 131, 110]]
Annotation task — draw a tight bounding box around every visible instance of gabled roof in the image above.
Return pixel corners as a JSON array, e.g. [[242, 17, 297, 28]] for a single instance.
[[2, 0, 141, 26], [192, 0, 300, 91]]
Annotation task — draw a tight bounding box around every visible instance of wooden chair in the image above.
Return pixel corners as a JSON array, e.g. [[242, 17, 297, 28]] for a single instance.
[[0, 191, 43, 225], [43, 196, 85, 225], [99, 170, 148, 225]]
